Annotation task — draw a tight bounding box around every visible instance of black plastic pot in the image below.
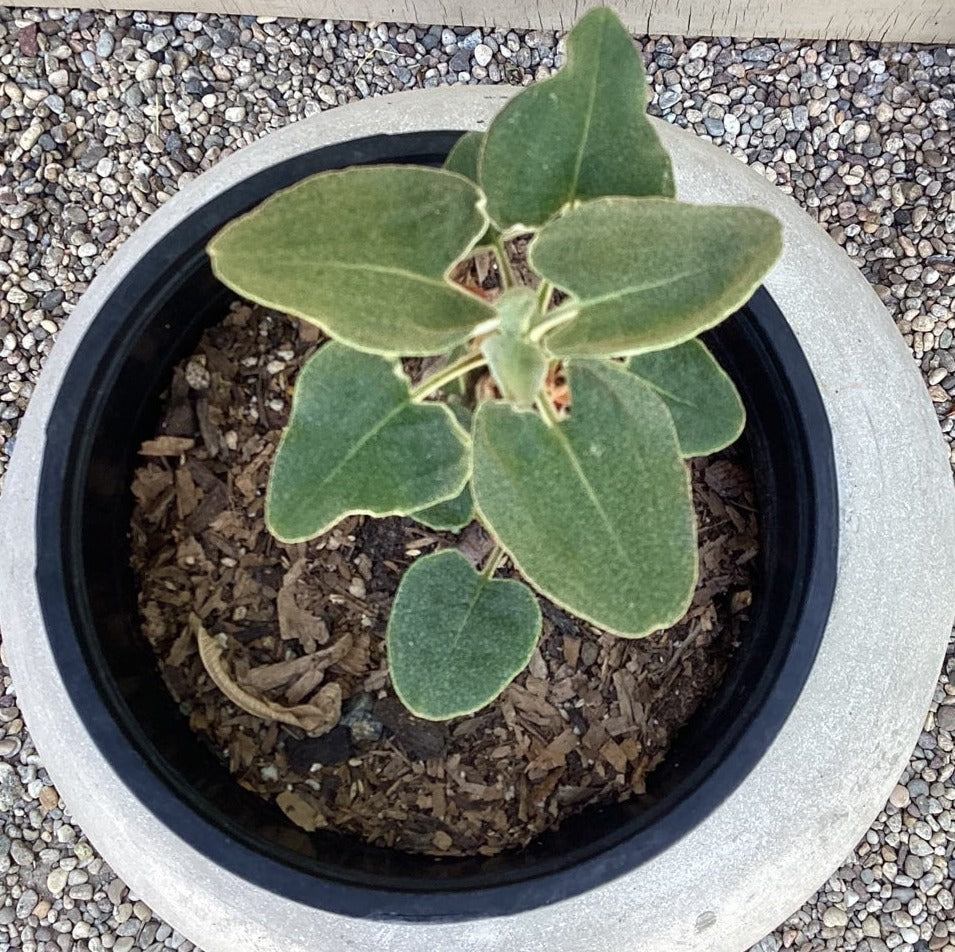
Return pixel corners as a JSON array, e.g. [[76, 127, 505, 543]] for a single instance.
[[35, 131, 837, 922]]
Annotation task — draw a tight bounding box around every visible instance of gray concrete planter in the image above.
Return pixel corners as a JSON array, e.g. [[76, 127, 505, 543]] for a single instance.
[[1, 86, 953, 952]]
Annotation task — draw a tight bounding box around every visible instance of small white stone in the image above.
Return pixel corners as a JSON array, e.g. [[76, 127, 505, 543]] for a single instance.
[[473, 43, 493, 67], [889, 784, 911, 808], [18, 123, 44, 151], [822, 906, 848, 928]]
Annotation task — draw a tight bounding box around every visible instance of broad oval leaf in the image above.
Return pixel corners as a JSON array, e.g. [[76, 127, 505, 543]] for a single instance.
[[410, 402, 475, 531], [471, 360, 697, 636], [625, 340, 745, 457], [387, 549, 541, 720], [267, 342, 471, 542], [531, 197, 783, 357], [208, 165, 494, 356], [480, 8, 673, 231]]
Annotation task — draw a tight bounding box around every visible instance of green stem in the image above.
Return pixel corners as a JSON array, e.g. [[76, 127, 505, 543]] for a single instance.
[[536, 389, 561, 428], [481, 543, 506, 579], [529, 301, 577, 342], [492, 237, 516, 290], [537, 279, 553, 311], [410, 351, 487, 401]]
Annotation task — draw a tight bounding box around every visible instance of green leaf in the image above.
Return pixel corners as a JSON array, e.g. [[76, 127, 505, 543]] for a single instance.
[[625, 340, 745, 457], [481, 288, 548, 407], [410, 491, 474, 532], [410, 403, 475, 530], [471, 360, 697, 636], [267, 342, 471, 542], [387, 550, 541, 720], [208, 165, 494, 356], [443, 130, 483, 182], [444, 131, 500, 251], [480, 8, 673, 231], [531, 197, 783, 358]]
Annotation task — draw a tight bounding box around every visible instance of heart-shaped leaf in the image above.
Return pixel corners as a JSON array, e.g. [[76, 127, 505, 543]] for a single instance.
[[480, 8, 673, 231], [531, 197, 782, 357], [626, 340, 745, 457], [410, 402, 475, 531], [387, 549, 541, 720], [267, 342, 471, 542], [471, 359, 697, 636], [208, 165, 494, 356]]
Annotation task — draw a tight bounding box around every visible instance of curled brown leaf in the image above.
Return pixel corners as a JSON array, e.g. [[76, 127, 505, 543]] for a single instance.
[[193, 615, 341, 735]]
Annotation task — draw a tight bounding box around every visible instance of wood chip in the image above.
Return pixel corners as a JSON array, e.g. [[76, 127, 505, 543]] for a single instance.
[[600, 738, 629, 774], [277, 790, 327, 831], [277, 559, 330, 651], [139, 436, 195, 456], [526, 728, 579, 779]]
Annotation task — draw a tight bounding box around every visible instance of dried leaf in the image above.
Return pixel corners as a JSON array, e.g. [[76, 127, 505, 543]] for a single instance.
[[335, 630, 370, 675], [194, 616, 341, 734], [239, 635, 353, 693], [278, 559, 330, 650], [285, 666, 327, 707]]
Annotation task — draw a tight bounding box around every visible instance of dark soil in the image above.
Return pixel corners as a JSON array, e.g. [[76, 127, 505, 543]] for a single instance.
[[129, 300, 759, 857]]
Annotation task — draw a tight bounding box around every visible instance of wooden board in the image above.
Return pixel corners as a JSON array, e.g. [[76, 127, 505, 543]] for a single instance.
[[18, 0, 954, 42]]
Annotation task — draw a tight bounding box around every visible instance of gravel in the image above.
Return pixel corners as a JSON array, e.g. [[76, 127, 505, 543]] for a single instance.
[[0, 7, 954, 951]]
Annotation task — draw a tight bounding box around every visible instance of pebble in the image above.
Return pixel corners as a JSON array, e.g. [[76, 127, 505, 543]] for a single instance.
[[0, 13, 954, 952], [474, 43, 493, 67], [10, 838, 34, 867], [95, 30, 114, 57], [47, 868, 69, 895], [822, 906, 849, 928], [14, 891, 37, 922], [0, 761, 23, 808], [936, 704, 955, 731], [889, 784, 911, 808]]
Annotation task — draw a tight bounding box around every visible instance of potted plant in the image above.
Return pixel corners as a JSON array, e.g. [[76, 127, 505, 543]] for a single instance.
[[1, 9, 952, 952], [201, 6, 781, 724]]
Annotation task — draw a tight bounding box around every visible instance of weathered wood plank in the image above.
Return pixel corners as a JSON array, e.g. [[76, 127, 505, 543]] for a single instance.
[[16, 0, 955, 42]]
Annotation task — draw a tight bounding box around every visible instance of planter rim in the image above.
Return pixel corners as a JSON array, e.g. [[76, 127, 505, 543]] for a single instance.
[[2, 86, 954, 952]]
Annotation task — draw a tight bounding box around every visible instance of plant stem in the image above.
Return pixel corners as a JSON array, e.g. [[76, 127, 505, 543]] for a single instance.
[[481, 543, 506, 579], [537, 279, 553, 311], [410, 351, 487, 401], [529, 302, 578, 342], [536, 390, 561, 428], [492, 236, 517, 290]]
